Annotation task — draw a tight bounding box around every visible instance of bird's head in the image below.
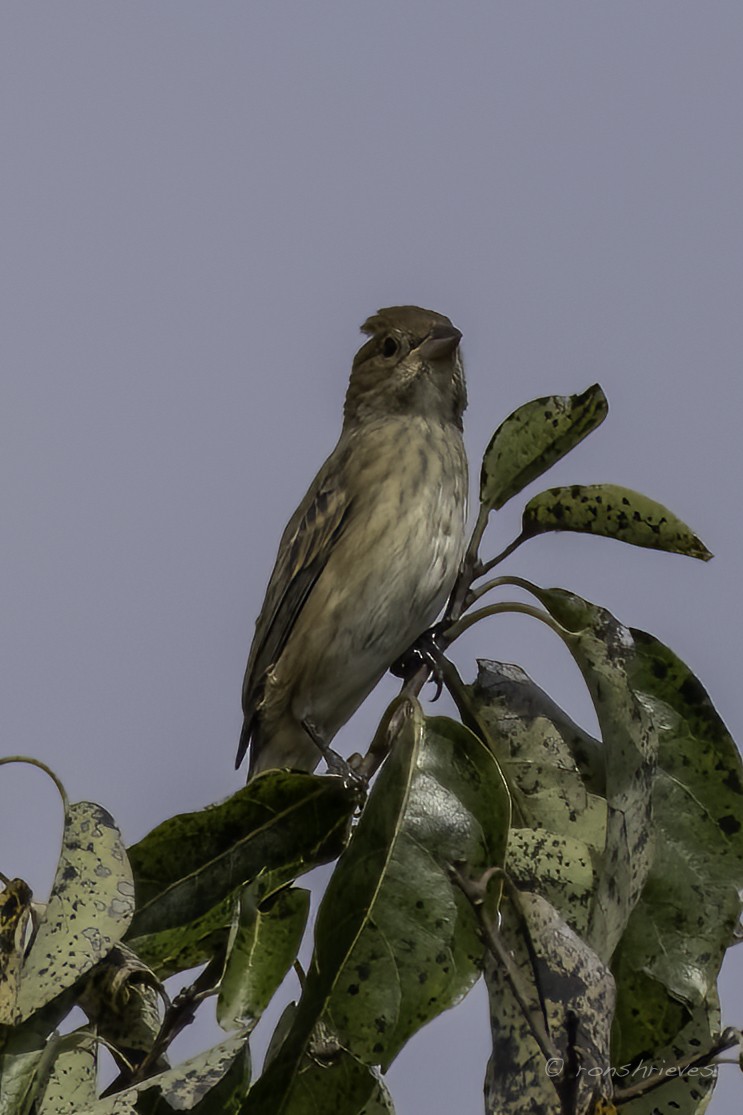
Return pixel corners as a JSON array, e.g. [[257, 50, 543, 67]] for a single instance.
[[343, 306, 467, 430]]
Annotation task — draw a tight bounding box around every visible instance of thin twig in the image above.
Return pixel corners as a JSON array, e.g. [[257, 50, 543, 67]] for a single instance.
[[448, 865, 561, 1070], [129, 954, 225, 1084], [476, 529, 530, 578], [612, 1027, 741, 1104]]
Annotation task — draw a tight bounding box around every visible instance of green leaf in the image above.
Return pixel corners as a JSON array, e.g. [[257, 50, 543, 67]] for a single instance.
[[464, 659, 607, 842], [0, 1041, 45, 1115], [217, 887, 310, 1032], [521, 484, 712, 560], [15, 803, 134, 1023], [460, 659, 607, 937], [505, 829, 597, 939], [480, 384, 608, 510], [255, 1043, 395, 1115], [245, 706, 510, 1112], [525, 588, 659, 962], [315, 713, 509, 1066], [611, 631, 743, 1059], [126, 893, 234, 980], [0, 1024, 48, 1115], [358, 1073, 395, 1114], [485, 891, 615, 1115], [126, 773, 355, 940]]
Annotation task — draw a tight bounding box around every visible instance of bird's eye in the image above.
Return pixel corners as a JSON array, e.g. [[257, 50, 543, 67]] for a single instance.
[[381, 335, 399, 358]]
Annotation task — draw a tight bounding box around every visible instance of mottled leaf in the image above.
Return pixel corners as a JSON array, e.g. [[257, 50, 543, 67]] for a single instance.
[[460, 660, 605, 935], [245, 706, 510, 1113], [0, 878, 33, 1024], [611, 632, 743, 1060], [126, 893, 233, 980], [521, 588, 658, 962], [15, 803, 134, 1023], [505, 829, 596, 938], [35, 1029, 97, 1115], [613, 991, 720, 1115], [127, 773, 354, 940], [485, 891, 615, 1115], [521, 485, 712, 560], [467, 659, 606, 797], [217, 887, 310, 1032], [0, 995, 75, 1115], [464, 659, 606, 842], [480, 385, 608, 510], [315, 713, 509, 1066], [77, 1032, 249, 1114]]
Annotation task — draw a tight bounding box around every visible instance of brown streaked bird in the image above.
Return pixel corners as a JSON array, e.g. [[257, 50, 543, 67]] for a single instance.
[[237, 305, 468, 777]]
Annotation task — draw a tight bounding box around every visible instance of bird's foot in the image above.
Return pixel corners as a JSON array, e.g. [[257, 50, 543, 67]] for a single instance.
[[301, 718, 366, 788], [390, 624, 447, 700]]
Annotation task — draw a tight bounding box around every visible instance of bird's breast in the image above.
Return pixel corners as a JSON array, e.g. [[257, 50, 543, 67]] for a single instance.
[[338, 417, 468, 649]]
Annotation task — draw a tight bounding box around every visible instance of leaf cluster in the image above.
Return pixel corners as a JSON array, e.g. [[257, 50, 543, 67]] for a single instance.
[[2, 386, 741, 1115]]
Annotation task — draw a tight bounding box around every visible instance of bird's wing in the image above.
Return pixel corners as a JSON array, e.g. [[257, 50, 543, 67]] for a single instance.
[[236, 450, 353, 767]]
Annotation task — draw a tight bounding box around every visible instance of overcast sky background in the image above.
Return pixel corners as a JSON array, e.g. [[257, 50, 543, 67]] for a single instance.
[[1, 4, 742, 1112]]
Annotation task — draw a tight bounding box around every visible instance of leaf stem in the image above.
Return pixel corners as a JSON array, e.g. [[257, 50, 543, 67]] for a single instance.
[[445, 503, 491, 625], [476, 529, 530, 577], [466, 574, 526, 606], [128, 953, 225, 1085], [445, 601, 562, 644]]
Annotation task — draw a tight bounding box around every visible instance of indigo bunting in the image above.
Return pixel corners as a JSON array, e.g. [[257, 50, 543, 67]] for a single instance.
[[237, 305, 468, 776]]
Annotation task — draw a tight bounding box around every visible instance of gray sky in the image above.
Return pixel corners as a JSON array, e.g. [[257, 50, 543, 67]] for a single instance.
[[1, 3, 741, 1112]]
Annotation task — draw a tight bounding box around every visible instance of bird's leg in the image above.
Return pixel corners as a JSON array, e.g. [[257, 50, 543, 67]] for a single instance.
[[301, 717, 364, 785], [390, 623, 447, 700]]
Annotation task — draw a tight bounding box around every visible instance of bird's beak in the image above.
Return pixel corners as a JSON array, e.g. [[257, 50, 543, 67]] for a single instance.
[[419, 323, 462, 360]]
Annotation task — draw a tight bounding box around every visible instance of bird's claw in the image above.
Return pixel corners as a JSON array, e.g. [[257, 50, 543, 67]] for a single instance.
[[301, 718, 366, 789], [390, 624, 447, 699]]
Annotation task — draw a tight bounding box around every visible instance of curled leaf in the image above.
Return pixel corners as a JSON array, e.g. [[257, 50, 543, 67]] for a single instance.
[[0, 877, 33, 1024], [15, 803, 135, 1024]]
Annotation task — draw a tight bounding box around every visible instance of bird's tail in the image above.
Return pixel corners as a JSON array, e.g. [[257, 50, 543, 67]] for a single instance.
[[235, 717, 253, 770]]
